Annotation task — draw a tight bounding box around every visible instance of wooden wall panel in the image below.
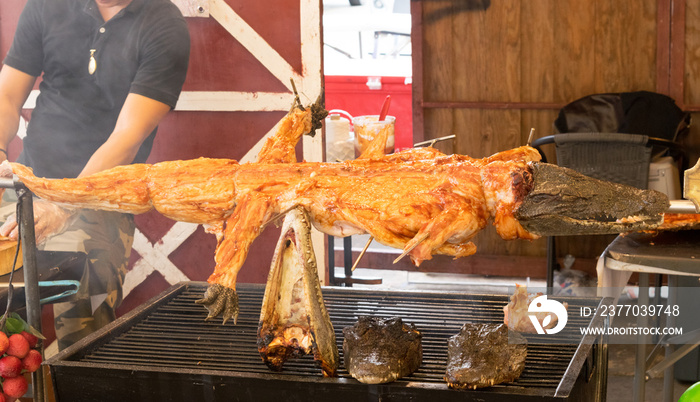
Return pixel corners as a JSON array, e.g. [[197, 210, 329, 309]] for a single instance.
[[462, 110, 522, 158], [421, 1, 453, 102], [421, 0, 658, 109], [449, 4, 480, 103], [594, 0, 657, 92], [550, 1, 597, 101], [679, 1, 700, 164], [520, 110, 558, 142], [423, 108, 454, 154], [684, 1, 700, 107], [448, 0, 520, 104], [416, 0, 667, 266], [520, 1, 556, 104]]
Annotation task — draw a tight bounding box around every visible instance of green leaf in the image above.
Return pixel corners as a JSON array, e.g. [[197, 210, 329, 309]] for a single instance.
[[5, 317, 24, 334], [0, 312, 45, 338]]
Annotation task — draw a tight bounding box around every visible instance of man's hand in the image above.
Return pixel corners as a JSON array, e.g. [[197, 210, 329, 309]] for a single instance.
[[0, 200, 75, 245], [0, 160, 12, 202]]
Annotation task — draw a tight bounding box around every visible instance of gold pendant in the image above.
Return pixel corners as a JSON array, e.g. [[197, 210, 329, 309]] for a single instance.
[[88, 49, 96, 75]]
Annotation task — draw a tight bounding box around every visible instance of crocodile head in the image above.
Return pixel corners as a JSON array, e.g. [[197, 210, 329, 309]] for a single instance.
[[515, 162, 670, 235]]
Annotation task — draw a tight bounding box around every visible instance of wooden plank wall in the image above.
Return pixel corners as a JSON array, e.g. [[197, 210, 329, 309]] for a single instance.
[[681, 1, 700, 163], [412, 0, 700, 275], [419, 0, 659, 153]]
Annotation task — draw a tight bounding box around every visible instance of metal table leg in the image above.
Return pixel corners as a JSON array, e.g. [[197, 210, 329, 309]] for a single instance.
[[663, 275, 677, 402], [633, 273, 649, 402], [327, 235, 336, 285], [343, 236, 352, 286], [546, 236, 555, 289], [0, 178, 43, 401]]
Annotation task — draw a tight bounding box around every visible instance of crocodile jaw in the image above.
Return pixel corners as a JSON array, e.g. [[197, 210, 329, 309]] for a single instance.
[[257, 207, 339, 377]]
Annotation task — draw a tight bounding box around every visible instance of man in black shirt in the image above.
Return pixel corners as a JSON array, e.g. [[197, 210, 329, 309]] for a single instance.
[[0, 0, 190, 350]]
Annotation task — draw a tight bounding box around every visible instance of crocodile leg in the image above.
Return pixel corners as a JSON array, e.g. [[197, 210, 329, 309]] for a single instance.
[[197, 190, 273, 324]]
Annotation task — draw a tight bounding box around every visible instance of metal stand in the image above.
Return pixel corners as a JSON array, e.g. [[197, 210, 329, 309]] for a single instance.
[[0, 177, 43, 402], [633, 273, 649, 402], [602, 230, 700, 402], [343, 237, 353, 285]]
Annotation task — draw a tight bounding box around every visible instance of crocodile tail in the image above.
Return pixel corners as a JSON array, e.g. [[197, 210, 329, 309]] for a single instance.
[[10, 162, 153, 214]]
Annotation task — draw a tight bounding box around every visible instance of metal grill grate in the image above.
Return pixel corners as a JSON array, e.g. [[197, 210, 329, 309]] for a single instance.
[[48, 282, 608, 401]]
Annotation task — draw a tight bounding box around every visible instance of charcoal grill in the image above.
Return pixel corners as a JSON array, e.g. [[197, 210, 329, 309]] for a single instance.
[[46, 282, 610, 402]]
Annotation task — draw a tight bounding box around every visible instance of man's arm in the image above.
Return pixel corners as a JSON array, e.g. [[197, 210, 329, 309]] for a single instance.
[[79, 92, 172, 177], [0, 66, 36, 159], [0, 92, 173, 242]]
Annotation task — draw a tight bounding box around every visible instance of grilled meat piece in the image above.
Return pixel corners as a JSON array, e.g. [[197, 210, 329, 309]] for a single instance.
[[342, 316, 422, 384], [656, 213, 700, 231], [445, 323, 527, 389], [257, 207, 339, 377], [503, 284, 568, 334]]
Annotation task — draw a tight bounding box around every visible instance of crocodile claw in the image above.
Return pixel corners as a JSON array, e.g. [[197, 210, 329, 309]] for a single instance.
[[195, 284, 239, 324]]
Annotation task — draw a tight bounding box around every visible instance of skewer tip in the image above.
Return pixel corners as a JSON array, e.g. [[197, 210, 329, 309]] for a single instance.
[[351, 236, 374, 272], [393, 232, 429, 264], [527, 128, 535, 146]]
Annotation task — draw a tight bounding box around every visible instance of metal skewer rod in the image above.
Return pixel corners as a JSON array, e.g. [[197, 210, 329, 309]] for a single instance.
[[527, 128, 535, 146], [393, 232, 429, 264], [351, 236, 373, 272], [260, 205, 297, 231], [667, 199, 700, 214], [413, 135, 456, 148]]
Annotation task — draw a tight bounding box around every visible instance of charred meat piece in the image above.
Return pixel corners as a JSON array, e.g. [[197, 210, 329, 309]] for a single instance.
[[257, 207, 339, 377], [342, 316, 422, 384], [445, 323, 527, 389]]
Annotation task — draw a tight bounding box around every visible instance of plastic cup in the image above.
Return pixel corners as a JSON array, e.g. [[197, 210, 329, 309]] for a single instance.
[[352, 115, 395, 157]]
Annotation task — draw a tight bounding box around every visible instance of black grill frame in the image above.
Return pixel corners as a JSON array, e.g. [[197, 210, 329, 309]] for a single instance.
[[46, 282, 610, 402]]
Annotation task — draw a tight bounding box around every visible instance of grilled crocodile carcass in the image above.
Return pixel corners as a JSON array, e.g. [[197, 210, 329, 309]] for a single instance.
[[342, 316, 422, 384], [1, 100, 671, 324], [445, 323, 527, 389], [257, 207, 339, 377]]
